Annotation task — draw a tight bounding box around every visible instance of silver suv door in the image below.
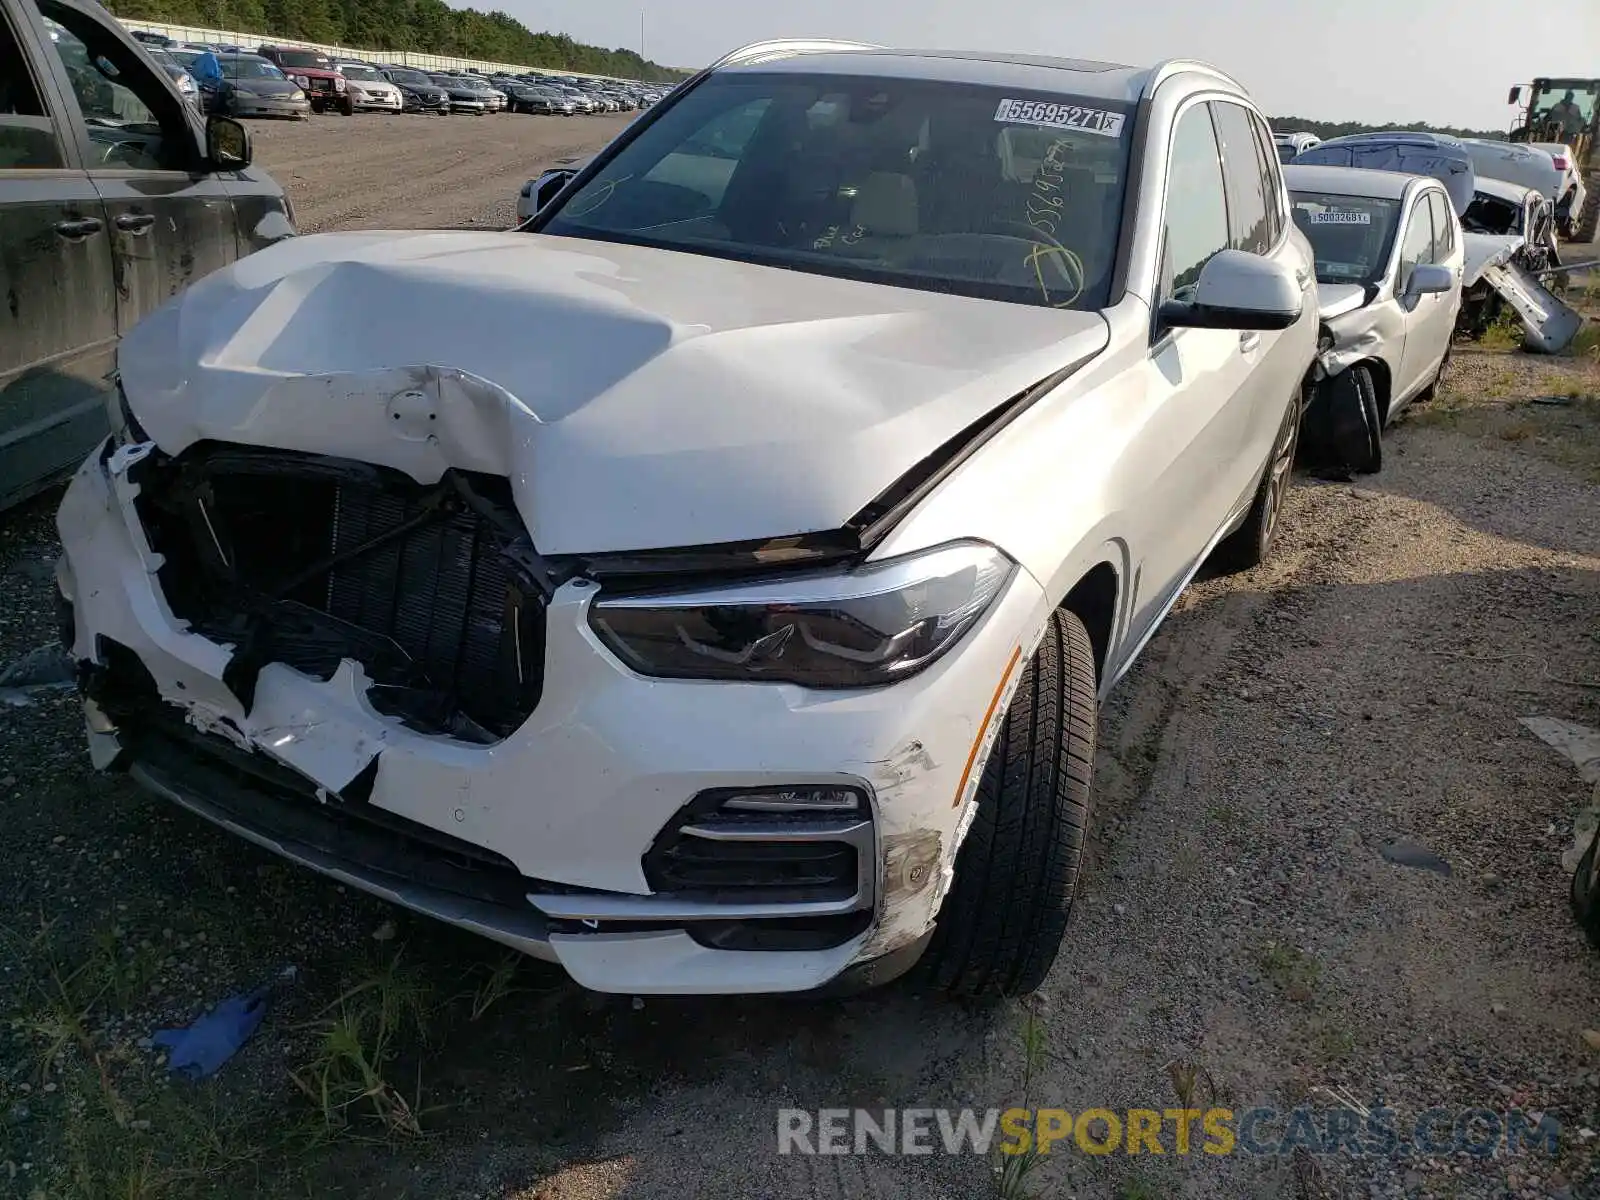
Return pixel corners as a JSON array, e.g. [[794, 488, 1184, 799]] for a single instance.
[[1210, 99, 1312, 493]]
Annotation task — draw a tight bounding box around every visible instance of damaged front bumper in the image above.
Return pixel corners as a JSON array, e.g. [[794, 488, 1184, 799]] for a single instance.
[[56, 438, 1047, 995]]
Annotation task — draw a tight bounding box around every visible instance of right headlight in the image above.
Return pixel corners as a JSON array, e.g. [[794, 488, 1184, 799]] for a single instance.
[[588, 540, 1015, 688]]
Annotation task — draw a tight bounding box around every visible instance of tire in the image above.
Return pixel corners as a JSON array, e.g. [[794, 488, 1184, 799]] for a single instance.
[[1576, 182, 1600, 245], [1312, 363, 1382, 478], [1571, 825, 1600, 950], [339, 97, 354, 116], [1212, 390, 1300, 573], [921, 609, 1096, 1000]]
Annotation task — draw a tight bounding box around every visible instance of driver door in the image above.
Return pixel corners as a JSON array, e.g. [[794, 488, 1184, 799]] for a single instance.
[[32, 0, 238, 337]]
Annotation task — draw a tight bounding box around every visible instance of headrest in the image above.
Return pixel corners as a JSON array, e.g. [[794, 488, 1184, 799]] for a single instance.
[[850, 172, 919, 236]]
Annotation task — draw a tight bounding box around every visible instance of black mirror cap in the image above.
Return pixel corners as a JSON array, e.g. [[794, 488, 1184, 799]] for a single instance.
[[1157, 298, 1302, 333], [533, 169, 576, 214], [206, 115, 251, 169]]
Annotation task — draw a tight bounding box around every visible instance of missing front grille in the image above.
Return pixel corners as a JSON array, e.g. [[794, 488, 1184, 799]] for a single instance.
[[133, 443, 547, 742]]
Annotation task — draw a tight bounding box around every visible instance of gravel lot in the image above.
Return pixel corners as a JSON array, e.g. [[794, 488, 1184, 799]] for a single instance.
[[249, 110, 636, 233], [1, 117, 1598, 1200]]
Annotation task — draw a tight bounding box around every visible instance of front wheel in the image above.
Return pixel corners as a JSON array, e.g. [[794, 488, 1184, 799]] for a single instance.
[[922, 609, 1097, 999], [1213, 390, 1301, 573]]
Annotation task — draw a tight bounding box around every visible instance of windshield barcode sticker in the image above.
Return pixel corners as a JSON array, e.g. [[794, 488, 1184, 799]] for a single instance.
[[1308, 211, 1372, 225], [994, 98, 1125, 138]]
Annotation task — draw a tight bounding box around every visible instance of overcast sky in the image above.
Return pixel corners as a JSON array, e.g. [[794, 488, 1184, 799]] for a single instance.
[[500, 0, 1598, 130]]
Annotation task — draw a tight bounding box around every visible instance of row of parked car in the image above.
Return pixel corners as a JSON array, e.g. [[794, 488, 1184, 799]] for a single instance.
[[129, 30, 668, 120]]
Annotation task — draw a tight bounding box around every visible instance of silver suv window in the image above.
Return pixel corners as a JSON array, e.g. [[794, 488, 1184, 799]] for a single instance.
[[542, 71, 1134, 311]]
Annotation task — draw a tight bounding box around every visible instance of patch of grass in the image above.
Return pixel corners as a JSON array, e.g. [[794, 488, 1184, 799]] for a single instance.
[[1312, 1016, 1355, 1063], [994, 1004, 1049, 1200], [290, 949, 435, 1137], [1477, 312, 1524, 352], [1118, 1177, 1163, 1200], [1259, 941, 1320, 1002]]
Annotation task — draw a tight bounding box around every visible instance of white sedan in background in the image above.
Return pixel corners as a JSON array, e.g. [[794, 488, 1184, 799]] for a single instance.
[[1530, 142, 1589, 238], [333, 61, 403, 112], [1286, 163, 1463, 476]]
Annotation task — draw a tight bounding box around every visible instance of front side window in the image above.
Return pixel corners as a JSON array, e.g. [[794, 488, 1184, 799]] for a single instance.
[[542, 72, 1134, 311], [1396, 197, 1436, 292], [1161, 103, 1229, 302], [1289, 191, 1402, 285], [39, 2, 188, 171], [1426, 190, 1455, 260]]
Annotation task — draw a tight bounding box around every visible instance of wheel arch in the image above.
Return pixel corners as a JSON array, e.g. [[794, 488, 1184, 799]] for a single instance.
[[1058, 561, 1120, 684]]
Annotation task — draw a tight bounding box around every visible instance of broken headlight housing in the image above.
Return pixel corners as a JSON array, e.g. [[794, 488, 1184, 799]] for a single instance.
[[588, 540, 1014, 688]]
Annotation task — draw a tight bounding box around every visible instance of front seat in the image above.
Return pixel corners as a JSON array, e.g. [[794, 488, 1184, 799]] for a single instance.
[[840, 171, 919, 256]]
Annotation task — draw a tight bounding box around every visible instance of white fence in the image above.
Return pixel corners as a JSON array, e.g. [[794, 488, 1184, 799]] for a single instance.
[[116, 16, 635, 82]]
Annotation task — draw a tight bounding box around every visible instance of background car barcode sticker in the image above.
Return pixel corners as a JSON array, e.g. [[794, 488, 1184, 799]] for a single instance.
[[994, 98, 1125, 138]]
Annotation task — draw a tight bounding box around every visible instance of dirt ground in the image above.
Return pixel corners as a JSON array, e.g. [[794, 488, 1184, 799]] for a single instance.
[[1, 117, 1598, 1200], [247, 111, 636, 233]]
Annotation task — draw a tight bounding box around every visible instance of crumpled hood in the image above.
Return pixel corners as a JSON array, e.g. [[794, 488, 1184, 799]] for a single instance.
[[1316, 282, 1368, 321], [117, 230, 1109, 554]]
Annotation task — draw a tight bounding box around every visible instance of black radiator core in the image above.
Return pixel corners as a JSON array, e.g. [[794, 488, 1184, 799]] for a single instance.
[[137, 446, 545, 742]]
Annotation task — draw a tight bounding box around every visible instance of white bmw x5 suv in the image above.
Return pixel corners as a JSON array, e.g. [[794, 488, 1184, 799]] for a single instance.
[[57, 40, 1317, 999]]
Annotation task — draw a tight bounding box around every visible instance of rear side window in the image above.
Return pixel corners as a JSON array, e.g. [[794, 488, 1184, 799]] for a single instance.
[[1162, 103, 1229, 301], [1426, 190, 1455, 259], [1210, 101, 1271, 255], [0, 6, 64, 167], [1249, 114, 1284, 245]]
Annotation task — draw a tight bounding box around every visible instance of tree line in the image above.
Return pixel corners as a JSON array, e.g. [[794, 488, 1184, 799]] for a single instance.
[[1271, 115, 1508, 141], [108, 0, 687, 80]]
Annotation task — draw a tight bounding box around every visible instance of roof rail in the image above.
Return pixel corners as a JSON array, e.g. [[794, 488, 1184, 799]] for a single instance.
[[1144, 58, 1246, 98], [709, 39, 882, 70]]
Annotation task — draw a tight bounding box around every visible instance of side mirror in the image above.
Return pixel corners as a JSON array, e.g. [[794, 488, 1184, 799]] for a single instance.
[[1406, 263, 1454, 297], [529, 168, 575, 215], [1507, 85, 1522, 105], [206, 115, 250, 169], [1157, 249, 1304, 332]]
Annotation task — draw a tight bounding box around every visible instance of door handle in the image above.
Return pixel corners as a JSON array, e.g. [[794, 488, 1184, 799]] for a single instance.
[[114, 212, 156, 234], [54, 217, 104, 241], [1239, 331, 1261, 353]]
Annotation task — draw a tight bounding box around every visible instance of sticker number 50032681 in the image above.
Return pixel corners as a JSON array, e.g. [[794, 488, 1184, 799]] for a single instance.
[[994, 98, 1126, 138]]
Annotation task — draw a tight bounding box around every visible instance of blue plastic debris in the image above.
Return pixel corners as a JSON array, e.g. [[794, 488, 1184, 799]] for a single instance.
[[152, 985, 271, 1079]]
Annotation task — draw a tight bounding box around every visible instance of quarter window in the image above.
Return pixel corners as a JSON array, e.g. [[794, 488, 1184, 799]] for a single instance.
[[1249, 113, 1284, 245], [1210, 101, 1271, 255], [0, 7, 64, 167], [1162, 103, 1229, 301]]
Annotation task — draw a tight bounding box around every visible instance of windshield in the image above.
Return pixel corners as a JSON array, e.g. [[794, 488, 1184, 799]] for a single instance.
[[1289, 191, 1402, 285], [221, 57, 286, 81], [542, 72, 1133, 311], [339, 64, 381, 81], [387, 69, 431, 86], [273, 50, 330, 69]]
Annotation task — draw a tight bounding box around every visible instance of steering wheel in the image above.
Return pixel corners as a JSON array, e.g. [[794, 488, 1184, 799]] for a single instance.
[[990, 219, 1087, 306]]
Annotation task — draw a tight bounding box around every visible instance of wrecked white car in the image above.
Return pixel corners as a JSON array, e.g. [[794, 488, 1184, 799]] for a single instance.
[[57, 41, 1316, 999], [1287, 164, 1462, 475]]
